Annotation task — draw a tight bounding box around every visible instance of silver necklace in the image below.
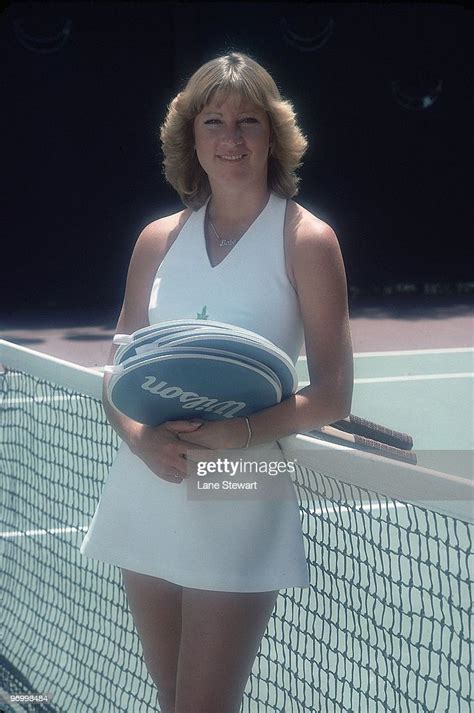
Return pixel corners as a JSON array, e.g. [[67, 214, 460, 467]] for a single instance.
[[206, 192, 270, 248], [206, 203, 238, 247], [208, 218, 237, 247]]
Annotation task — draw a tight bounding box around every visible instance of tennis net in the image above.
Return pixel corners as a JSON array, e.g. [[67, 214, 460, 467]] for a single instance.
[[1, 339, 472, 713]]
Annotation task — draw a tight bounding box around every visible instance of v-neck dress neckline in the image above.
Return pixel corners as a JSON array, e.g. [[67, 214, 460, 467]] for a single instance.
[[202, 192, 274, 270]]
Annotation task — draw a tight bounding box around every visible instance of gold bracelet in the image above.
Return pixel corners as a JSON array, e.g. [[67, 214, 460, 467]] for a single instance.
[[243, 416, 252, 449]]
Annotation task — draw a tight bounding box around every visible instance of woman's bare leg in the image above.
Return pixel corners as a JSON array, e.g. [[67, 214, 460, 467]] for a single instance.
[[175, 587, 280, 713], [121, 569, 183, 712]]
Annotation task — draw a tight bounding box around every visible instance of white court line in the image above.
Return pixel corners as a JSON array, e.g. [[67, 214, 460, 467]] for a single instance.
[[308, 500, 401, 516], [0, 526, 88, 538], [2, 394, 88, 406], [1, 501, 402, 539], [298, 372, 473, 387], [354, 347, 474, 358], [355, 372, 473, 384], [298, 347, 474, 360]]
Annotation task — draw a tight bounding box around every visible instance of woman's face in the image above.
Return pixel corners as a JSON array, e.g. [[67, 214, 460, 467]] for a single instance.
[[193, 91, 271, 188]]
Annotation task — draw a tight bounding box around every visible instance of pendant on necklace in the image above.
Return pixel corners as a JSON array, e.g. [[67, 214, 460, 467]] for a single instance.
[[207, 214, 238, 248]]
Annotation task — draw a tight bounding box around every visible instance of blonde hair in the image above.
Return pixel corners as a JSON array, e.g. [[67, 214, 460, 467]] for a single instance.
[[159, 52, 308, 209]]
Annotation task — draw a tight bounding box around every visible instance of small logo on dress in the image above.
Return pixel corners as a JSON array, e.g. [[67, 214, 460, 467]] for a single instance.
[[196, 305, 209, 319]]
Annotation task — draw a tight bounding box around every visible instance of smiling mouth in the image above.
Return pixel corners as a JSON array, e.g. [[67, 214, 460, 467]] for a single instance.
[[218, 154, 247, 161]]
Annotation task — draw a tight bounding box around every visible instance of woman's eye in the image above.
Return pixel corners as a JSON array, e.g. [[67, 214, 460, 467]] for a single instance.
[[204, 118, 258, 125]]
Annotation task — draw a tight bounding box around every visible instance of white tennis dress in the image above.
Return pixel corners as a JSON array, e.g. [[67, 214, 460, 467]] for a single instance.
[[80, 191, 310, 591]]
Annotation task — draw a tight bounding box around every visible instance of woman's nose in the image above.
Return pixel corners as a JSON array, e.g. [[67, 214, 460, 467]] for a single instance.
[[222, 124, 243, 143]]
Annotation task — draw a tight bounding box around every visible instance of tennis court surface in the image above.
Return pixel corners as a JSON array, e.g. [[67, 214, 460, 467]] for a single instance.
[[1, 338, 472, 712]]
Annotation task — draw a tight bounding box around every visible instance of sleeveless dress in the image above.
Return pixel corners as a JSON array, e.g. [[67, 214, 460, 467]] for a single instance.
[[80, 191, 310, 592]]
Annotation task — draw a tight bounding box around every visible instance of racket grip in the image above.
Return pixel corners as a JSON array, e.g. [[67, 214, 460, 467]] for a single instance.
[[103, 364, 124, 375], [113, 334, 133, 346], [308, 427, 418, 465], [331, 414, 414, 450]]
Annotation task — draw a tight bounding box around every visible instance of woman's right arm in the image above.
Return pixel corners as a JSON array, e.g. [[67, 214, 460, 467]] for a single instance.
[[101, 220, 203, 483]]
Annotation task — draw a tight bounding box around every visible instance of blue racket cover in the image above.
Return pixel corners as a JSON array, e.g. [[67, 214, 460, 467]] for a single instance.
[[107, 352, 282, 426]]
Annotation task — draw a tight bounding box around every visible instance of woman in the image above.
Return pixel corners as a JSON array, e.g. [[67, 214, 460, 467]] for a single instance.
[[80, 52, 353, 712]]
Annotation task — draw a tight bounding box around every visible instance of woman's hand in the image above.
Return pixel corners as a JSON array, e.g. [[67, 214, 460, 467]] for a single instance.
[[127, 419, 209, 484], [169, 418, 249, 452]]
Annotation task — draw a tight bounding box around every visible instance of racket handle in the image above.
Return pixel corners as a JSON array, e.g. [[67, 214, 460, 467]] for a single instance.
[[308, 425, 418, 465], [103, 364, 124, 375], [330, 414, 414, 450], [113, 334, 133, 346]]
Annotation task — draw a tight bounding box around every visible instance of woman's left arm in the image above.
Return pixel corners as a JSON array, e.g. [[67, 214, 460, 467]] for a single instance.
[[174, 221, 353, 450]]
